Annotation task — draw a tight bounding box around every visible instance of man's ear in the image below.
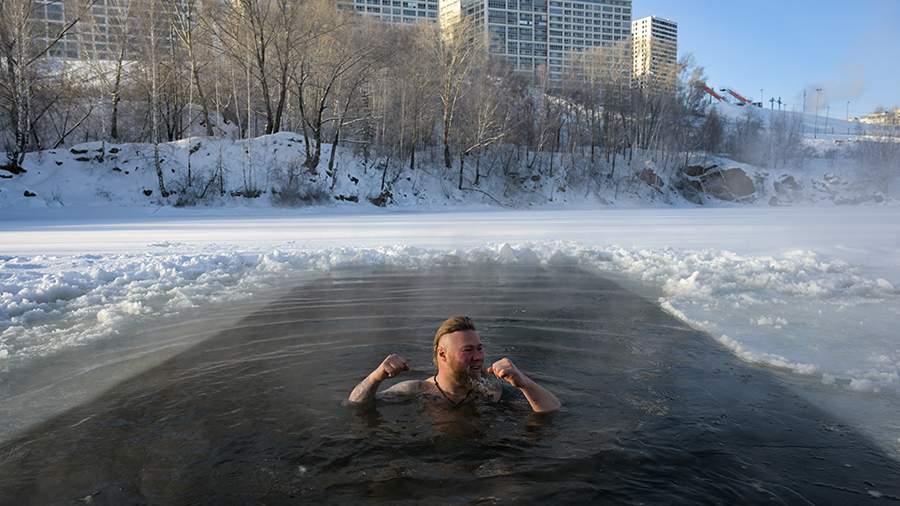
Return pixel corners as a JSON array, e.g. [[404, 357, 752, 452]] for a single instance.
[[438, 346, 446, 361]]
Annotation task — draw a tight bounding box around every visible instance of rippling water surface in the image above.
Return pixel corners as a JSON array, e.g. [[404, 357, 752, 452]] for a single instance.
[[1, 265, 898, 504]]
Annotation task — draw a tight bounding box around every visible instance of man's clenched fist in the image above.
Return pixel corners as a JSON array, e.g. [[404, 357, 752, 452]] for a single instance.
[[375, 354, 409, 382], [487, 357, 528, 389]]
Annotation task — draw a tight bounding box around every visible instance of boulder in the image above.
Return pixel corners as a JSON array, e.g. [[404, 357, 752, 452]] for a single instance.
[[679, 164, 755, 202], [701, 168, 755, 201], [683, 164, 717, 177], [774, 175, 801, 195], [674, 178, 704, 205], [368, 190, 393, 207], [773, 174, 804, 204], [638, 168, 664, 191], [1, 163, 27, 175], [835, 193, 885, 205]]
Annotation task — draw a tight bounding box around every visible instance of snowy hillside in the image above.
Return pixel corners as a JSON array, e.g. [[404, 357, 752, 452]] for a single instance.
[[1, 124, 896, 210], [0, 133, 614, 209]]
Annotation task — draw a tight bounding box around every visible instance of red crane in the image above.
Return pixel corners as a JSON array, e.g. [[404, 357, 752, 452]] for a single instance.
[[723, 88, 754, 106], [702, 85, 725, 101]]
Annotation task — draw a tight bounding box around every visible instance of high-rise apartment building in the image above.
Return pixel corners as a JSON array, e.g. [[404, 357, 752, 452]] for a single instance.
[[547, 0, 631, 79], [30, 0, 80, 59], [441, 0, 631, 79], [631, 16, 677, 91], [337, 0, 439, 24], [29, 0, 186, 61]]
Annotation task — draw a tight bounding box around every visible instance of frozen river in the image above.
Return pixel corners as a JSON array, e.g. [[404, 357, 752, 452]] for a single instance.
[[2, 264, 898, 504], [1, 206, 899, 456]]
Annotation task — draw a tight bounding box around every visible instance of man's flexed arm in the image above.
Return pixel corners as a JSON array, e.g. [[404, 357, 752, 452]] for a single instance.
[[348, 354, 409, 404], [488, 358, 561, 413]]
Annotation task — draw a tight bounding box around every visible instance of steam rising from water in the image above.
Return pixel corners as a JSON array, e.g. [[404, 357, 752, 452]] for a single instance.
[[803, 73, 864, 113]]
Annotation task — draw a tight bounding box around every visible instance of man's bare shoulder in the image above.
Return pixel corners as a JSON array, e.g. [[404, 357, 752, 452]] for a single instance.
[[376, 379, 428, 400]]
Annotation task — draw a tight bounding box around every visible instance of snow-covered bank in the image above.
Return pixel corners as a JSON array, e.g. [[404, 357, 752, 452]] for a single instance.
[[2, 127, 896, 211], [2, 207, 898, 395]]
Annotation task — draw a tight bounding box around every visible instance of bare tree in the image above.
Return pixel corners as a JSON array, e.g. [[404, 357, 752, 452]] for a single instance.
[[210, 0, 316, 136], [455, 64, 512, 189], [325, 19, 390, 187], [172, 0, 214, 137], [0, 0, 96, 169], [423, 18, 482, 170], [136, 0, 171, 197], [373, 25, 436, 172], [76, 0, 136, 142], [293, 3, 367, 171]]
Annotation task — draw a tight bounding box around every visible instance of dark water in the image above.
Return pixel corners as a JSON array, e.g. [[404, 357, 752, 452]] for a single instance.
[[1, 265, 898, 505]]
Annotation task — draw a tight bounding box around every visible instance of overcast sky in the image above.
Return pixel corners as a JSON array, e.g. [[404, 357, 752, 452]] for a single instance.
[[632, 0, 900, 116]]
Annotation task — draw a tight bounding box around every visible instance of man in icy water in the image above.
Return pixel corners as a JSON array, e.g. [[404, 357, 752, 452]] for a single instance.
[[348, 316, 561, 413]]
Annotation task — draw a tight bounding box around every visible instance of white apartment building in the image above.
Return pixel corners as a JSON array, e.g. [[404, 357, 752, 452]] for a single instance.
[[441, 0, 631, 79], [338, 0, 439, 24], [547, 0, 631, 79], [631, 16, 677, 91], [29, 0, 185, 61], [29, 0, 80, 59], [857, 108, 900, 126]]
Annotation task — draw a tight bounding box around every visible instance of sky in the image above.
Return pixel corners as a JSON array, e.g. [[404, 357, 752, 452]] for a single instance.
[[632, 0, 900, 117]]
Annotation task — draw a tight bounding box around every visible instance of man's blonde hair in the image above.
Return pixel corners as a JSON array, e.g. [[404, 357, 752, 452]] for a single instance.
[[432, 315, 476, 368]]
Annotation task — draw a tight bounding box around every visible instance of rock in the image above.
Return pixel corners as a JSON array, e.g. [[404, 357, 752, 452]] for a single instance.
[[1, 162, 26, 174], [24, 190, 37, 197], [773, 175, 803, 204], [835, 194, 885, 205], [530, 175, 541, 182], [680, 164, 755, 202], [676, 180, 704, 205], [639, 168, 664, 191], [701, 168, 755, 201], [774, 175, 801, 195], [368, 190, 393, 207], [143, 189, 153, 196], [230, 189, 261, 198], [334, 194, 359, 203], [683, 164, 717, 177]]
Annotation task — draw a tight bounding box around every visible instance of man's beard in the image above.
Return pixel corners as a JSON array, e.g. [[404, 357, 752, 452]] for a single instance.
[[454, 366, 496, 397], [453, 364, 483, 386]]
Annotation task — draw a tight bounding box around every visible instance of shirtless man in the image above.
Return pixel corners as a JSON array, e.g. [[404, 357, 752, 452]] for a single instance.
[[348, 316, 561, 413]]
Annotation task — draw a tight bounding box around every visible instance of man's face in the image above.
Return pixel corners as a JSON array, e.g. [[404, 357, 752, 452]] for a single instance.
[[438, 330, 485, 381]]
